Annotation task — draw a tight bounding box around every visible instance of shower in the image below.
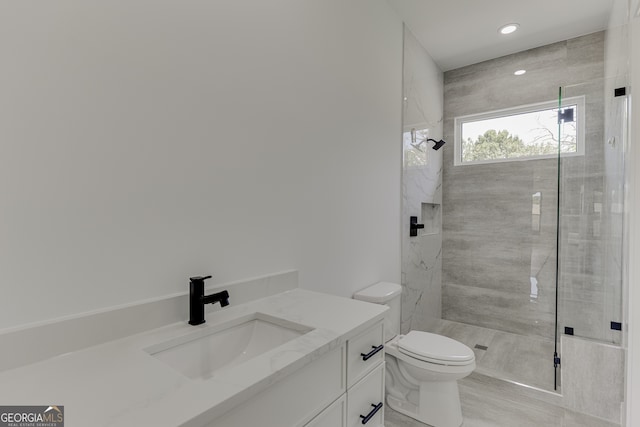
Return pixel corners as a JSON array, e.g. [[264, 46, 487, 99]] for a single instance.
[[402, 28, 627, 423], [428, 139, 446, 150]]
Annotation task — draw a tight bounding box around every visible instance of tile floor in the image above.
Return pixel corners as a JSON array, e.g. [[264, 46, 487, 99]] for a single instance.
[[385, 372, 619, 427], [427, 319, 557, 392]]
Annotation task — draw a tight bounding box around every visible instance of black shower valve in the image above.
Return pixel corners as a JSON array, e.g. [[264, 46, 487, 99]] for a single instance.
[[410, 216, 424, 237]]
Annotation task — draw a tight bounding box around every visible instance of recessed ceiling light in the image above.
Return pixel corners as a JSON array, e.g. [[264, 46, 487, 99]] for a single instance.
[[499, 23, 520, 35], [514, 69, 526, 76]]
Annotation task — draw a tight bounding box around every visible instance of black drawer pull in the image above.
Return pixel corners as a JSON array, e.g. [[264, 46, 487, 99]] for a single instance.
[[360, 344, 384, 361], [360, 402, 383, 424]]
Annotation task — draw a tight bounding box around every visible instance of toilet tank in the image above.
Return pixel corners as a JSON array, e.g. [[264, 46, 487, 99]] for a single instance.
[[353, 282, 402, 341]]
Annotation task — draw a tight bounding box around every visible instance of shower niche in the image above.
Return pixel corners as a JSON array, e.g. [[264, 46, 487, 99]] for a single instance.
[[420, 202, 441, 235]]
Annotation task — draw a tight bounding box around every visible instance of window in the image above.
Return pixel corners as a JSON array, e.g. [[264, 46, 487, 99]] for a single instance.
[[453, 97, 585, 166]]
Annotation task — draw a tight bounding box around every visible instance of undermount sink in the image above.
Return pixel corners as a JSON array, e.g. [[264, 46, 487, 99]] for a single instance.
[[145, 313, 313, 380]]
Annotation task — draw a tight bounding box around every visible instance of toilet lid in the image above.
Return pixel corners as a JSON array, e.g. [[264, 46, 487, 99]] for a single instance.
[[397, 331, 474, 365]]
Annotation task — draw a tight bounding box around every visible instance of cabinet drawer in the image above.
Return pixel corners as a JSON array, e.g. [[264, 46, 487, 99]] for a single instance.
[[346, 321, 384, 387], [304, 394, 346, 427], [347, 362, 385, 427]]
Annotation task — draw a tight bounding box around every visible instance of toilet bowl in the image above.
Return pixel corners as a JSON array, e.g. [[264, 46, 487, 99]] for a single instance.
[[385, 332, 475, 427], [353, 282, 475, 427]]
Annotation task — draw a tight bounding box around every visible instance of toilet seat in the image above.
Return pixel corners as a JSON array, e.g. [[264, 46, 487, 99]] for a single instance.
[[397, 331, 474, 366]]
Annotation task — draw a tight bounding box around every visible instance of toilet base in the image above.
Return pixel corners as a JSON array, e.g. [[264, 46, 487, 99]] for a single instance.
[[386, 380, 463, 427]]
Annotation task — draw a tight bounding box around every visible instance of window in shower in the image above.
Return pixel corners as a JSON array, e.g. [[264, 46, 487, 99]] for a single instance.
[[453, 96, 585, 166]]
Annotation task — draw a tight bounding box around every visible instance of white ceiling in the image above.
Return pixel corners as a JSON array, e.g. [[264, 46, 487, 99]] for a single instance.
[[387, 0, 615, 71]]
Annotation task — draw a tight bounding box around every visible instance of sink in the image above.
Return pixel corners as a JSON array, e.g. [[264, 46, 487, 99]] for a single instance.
[[145, 313, 313, 380]]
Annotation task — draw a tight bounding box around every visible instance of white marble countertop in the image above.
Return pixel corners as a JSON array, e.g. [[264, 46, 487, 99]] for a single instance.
[[0, 289, 387, 427]]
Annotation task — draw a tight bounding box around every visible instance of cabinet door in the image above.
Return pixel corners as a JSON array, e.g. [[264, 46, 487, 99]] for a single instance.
[[347, 321, 384, 387], [305, 394, 346, 427], [347, 362, 385, 427]]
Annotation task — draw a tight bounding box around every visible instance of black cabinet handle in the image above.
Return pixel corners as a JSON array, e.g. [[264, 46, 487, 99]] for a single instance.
[[360, 402, 383, 424], [360, 344, 383, 361]]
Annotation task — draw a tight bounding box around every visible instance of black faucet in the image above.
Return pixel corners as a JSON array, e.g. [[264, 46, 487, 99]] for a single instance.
[[188, 275, 230, 326]]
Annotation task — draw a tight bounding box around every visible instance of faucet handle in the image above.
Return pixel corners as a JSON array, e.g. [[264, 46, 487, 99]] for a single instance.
[[189, 275, 212, 283]]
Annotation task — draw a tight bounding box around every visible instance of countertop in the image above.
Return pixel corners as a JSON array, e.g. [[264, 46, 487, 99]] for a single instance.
[[0, 289, 387, 427]]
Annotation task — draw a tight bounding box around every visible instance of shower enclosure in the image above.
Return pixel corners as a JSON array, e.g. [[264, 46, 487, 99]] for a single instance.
[[402, 29, 627, 402]]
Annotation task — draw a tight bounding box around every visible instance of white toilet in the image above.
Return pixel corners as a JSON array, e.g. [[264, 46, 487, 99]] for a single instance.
[[353, 282, 475, 427]]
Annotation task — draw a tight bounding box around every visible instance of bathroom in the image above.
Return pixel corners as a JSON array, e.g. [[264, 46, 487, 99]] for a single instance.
[[0, 0, 639, 426]]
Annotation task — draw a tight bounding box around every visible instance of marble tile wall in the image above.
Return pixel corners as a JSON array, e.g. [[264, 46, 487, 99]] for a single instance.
[[400, 27, 444, 333], [442, 32, 608, 341]]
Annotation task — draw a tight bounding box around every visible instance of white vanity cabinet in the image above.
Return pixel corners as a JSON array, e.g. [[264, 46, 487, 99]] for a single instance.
[[0, 286, 390, 427], [346, 321, 385, 387], [307, 363, 385, 427], [344, 321, 385, 427], [346, 362, 385, 427], [305, 320, 385, 427], [207, 320, 385, 427]]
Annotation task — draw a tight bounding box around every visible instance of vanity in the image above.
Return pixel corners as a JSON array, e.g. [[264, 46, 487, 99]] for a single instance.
[[207, 312, 385, 427], [0, 277, 387, 427]]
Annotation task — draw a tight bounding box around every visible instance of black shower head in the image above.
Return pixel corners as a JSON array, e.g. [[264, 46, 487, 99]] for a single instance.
[[426, 138, 446, 150]]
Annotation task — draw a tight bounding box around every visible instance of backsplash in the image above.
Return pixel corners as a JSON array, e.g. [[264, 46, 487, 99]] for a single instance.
[[0, 270, 298, 372]]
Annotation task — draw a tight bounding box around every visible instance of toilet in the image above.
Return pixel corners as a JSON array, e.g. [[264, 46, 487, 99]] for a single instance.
[[353, 282, 475, 427]]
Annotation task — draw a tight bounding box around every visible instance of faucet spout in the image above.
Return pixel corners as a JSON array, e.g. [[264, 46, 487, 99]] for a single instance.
[[202, 290, 229, 307]]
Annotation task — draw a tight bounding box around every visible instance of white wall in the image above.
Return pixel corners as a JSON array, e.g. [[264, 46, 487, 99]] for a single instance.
[[627, 1, 640, 425], [0, 0, 403, 330]]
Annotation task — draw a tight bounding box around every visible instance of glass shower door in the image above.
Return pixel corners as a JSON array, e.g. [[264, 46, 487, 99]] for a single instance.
[[555, 77, 627, 390], [558, 78, 626, 345]]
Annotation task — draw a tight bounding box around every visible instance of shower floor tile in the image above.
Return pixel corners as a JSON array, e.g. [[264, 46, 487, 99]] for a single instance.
[[427, 319, 556, 391], [385, 372, 619, 427]]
